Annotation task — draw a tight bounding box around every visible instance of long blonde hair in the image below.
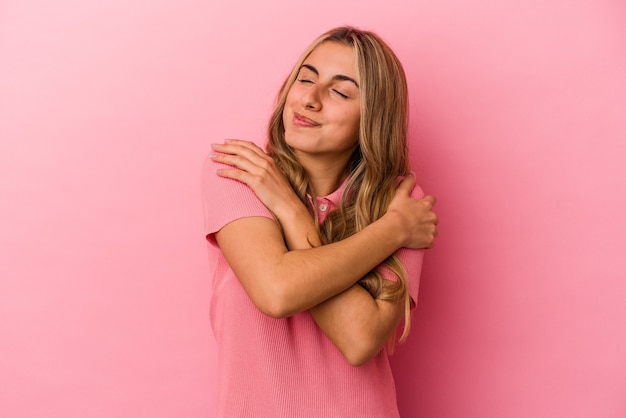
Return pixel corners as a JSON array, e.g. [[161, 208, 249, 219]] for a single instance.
[[267, 27, 413, 343]]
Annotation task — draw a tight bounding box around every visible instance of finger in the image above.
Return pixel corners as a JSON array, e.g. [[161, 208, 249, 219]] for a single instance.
[[215, 166, 245, 181], [212, 143, 268, 167], [224, 138, 256, 147], [215, 141, 270, 163], [216, 167, 274, 197], [224, 139, 265, 154], [214, 141, 258, 155], [396, 173, 417, 195], [213, 153, 269, 178], [211, 147, 282, 184], [422, 195, 436, 206]]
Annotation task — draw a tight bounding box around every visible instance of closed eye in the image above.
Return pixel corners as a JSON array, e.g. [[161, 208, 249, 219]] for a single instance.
[[333, 89, 348, 99], [297, 78, 314, 84]]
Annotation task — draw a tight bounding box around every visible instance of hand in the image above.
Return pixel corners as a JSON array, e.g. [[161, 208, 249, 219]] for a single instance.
[[210, 139, 301, 218], [386, 174, 439, 249]]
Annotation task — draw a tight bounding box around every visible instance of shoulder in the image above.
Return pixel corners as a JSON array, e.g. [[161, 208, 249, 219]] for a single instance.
[[201, 152, 274, 239], [201, 154, 236, 205], [201, 153, 227, 190], [201, 153, 253, 197], [410, 181, 425, 200], [394, 174, 425, 199]]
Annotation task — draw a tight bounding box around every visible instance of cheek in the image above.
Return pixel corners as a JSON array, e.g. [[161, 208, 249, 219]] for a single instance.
[[284, 85, 299, 106], [282, 92, 297, 120], [353, 113, 361, 131], [282, 96, 294, 123], [345, 110, 360, 136]]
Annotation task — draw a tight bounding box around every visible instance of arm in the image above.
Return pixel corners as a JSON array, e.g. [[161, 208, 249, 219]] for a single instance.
[[273, 181, 427, 366], [214, 195, 420, 319], [211, 140, 437, 365], [210, 139, 437, 249], [310, 285, 404, 366]]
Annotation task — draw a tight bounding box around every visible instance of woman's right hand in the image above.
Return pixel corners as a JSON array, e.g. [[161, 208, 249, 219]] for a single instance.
[[210, 139, 303, 220], [386, 174, 439, 249]]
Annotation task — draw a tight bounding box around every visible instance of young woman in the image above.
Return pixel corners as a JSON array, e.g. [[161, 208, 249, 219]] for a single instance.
[[203, 26, 438, 417]]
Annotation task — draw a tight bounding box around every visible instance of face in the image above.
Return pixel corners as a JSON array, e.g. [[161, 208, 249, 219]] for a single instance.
[[282, 41, 361, 167]]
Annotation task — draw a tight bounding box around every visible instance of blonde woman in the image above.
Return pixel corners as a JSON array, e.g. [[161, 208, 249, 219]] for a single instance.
[[203, 26, 438, 417]]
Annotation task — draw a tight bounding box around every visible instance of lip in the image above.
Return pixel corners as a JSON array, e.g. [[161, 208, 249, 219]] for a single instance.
[[293, 112, 320, 128]]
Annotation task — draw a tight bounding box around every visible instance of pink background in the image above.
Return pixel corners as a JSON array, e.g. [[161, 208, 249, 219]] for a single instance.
[[1, 0, 625, 417]]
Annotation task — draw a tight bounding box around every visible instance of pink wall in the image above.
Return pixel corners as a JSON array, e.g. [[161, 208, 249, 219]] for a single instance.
[[1, 0, 624, 417]]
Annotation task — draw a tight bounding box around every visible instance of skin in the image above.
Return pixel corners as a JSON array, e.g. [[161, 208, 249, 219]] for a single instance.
[[282, 42, 361, 195], [210, 42, 438, 366]]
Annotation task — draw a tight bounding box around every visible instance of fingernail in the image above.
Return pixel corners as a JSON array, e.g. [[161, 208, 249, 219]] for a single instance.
[[210, 152, 219, 158], [211, 143, 220, 149]]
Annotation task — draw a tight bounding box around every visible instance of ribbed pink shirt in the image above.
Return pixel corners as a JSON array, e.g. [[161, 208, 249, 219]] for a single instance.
[[202, 155, 424, 417]]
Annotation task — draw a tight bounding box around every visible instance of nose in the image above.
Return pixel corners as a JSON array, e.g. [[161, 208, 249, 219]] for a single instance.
[[302, 85, 322, 111]]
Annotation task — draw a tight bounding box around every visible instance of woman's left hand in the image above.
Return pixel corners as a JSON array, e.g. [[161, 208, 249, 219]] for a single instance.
[[210, 139, 301, 219]]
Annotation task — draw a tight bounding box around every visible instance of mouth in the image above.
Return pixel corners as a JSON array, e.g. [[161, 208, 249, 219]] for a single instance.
[[293, 112, 320, 128]]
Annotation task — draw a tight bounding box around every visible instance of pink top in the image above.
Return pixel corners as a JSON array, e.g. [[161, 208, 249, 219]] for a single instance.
[[202, 155, 424, 417]]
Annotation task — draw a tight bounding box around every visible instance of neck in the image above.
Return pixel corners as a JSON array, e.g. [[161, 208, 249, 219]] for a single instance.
[[297, 154, 350, 196]]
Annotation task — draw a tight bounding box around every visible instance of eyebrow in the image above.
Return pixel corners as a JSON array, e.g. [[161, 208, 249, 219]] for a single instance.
[[301, 64, 359, 88]]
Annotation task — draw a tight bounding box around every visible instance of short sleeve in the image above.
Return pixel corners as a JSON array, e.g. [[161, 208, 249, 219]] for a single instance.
[[377, 179, 426, 308], [201, 154, 274, 245]]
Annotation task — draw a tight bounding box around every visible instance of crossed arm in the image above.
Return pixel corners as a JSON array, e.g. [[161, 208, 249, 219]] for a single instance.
[[211, 140, 438, 365]]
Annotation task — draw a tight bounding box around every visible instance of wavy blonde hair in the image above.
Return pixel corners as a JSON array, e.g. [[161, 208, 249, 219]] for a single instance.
[[266, 27, 412, 343]]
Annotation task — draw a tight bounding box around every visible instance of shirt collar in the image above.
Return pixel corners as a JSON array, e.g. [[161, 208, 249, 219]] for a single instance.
[[306, 176, 350, 222]]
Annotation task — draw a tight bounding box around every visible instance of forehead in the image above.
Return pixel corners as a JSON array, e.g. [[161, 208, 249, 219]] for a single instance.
[[302, 42, 358, 82]]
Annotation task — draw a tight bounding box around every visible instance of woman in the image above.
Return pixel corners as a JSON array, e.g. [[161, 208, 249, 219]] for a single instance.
[[203, 26, 438, 417]]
